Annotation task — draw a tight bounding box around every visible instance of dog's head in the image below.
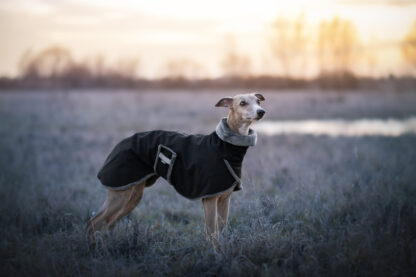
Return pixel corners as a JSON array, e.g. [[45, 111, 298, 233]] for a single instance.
[[215, 93, 266, 122]]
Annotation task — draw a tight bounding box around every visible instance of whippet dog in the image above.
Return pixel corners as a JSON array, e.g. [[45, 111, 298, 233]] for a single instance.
[[87, 93, 266, 243]]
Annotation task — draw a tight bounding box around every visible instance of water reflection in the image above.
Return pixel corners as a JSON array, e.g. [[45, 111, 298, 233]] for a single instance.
[[255, 117, 416, 137]]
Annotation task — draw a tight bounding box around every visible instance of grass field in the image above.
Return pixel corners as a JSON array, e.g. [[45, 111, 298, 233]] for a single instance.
[[1, 89, 416, 276]]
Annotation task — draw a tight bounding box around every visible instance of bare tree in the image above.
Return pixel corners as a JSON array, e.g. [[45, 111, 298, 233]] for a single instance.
[[220, 35, 252, 78], [269, 14, 307, 77], [85, 55, 106, 78], [116, 57, 140, 79], [18, 45, 74, 79], [318, 17, 361, 74], [162, 58, 205, 79], [364, 36, 378, 77], [18, 49, 35, 77], [401, 20, 416, 72]]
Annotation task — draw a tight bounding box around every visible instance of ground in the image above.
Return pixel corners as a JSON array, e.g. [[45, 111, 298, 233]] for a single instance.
[[1, 89, 415, 276]]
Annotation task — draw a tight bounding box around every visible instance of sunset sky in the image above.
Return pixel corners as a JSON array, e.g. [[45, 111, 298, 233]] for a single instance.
[[0, 0, 415, 78]]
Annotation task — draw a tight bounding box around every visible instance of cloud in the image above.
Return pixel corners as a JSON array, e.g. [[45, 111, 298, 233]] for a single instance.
[[337, 0, 416, 6]]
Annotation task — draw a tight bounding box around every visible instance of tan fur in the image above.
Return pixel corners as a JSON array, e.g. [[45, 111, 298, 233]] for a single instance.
[[86, 182, 145, 237], [201, 187, 233, 241], [86, 93, 265, 244]]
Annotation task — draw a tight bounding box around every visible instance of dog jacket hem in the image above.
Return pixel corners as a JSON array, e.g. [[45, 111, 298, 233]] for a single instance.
[[101, 172, 157, 191]]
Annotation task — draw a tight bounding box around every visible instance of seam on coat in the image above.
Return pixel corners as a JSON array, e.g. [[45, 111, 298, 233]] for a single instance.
[[192, 181, 238, 200], [223, 159, 241, 184], [102, 173, 157, 191]]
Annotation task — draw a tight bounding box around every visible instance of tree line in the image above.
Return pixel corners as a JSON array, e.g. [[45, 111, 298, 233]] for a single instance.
[[1, 16, 415, 90]]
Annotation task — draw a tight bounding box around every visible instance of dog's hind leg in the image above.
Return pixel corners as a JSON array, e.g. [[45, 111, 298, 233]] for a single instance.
[[107, 182, 146, 230], [86, 192, 117, 237], [86, 182, 146, 238]]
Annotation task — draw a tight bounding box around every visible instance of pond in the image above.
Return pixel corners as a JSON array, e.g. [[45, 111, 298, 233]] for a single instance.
[[254, 117, 416, 137]]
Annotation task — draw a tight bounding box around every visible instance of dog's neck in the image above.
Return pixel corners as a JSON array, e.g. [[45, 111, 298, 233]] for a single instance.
[[227, 112, 251, 136]]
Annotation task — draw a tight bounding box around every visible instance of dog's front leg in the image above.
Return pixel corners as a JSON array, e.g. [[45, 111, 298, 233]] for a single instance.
[[217, 191, 232, 232], [202, 196, 218, 242]]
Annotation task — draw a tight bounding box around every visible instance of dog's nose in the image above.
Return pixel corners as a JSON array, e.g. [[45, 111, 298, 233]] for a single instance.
[[257, 109, 265, 118]]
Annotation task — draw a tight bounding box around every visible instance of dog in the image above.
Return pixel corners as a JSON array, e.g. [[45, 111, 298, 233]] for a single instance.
[[86, 93, 265, 242]]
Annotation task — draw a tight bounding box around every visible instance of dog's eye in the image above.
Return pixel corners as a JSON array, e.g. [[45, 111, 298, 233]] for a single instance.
[[256, 99, 260, 104], [240, 101, 247, 106]]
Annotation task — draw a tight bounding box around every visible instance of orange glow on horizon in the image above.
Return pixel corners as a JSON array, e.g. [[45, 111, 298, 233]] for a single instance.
[[0, 0, 415, 78]]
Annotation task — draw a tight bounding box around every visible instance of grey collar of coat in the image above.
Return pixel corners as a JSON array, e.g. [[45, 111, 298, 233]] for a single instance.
[[215, 117, 257, 147]]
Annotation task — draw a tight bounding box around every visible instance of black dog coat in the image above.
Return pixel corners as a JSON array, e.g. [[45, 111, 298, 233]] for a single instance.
[[97, 118, 257, 200]]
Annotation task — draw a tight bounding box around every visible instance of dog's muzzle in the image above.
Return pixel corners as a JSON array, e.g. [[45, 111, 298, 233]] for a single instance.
[[256, 109, 265, 119]]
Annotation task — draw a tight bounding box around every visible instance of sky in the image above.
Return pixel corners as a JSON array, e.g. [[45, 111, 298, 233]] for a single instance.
[[0, 0, 415, 78]]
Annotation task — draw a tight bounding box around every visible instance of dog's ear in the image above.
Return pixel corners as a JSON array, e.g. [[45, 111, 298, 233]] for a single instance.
[[215, 97, 233, 107], [254, 93, 265, 101]]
